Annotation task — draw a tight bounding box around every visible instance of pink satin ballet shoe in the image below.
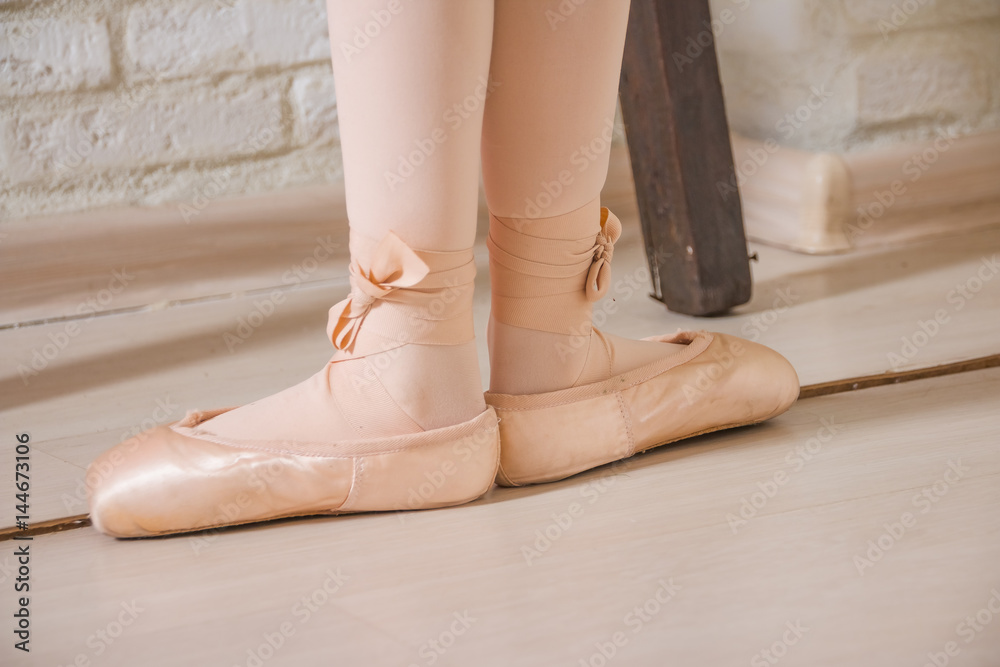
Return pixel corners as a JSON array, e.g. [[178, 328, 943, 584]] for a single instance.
[[86, 231, 500, 538], [86, 406, 499, 537], [486, 329, 799, 486]]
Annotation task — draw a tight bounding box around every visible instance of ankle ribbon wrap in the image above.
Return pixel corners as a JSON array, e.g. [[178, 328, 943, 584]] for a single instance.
[[327, 231, 476, 357], [586, 208, 621, 302], [487, 206, 622, 335]]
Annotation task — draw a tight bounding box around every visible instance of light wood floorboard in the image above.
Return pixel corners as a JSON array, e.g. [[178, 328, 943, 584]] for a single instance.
[[1, 367, 998, 666]]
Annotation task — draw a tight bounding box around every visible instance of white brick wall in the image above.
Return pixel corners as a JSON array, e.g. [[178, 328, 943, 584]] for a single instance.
[[856, 36, 990, 126], [710, 0, 1000, 151], [1, 0, 997, 220], [3, 84, 287, 183], [1, 17, 112, 97], [292, 73, 339, 145], [125, 0, 330, 81], [0, 0, 341, 220]]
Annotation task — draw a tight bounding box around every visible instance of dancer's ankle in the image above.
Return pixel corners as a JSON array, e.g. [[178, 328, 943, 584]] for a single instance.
[[486, 202, 688, 395], [487, 318, 592, 394]]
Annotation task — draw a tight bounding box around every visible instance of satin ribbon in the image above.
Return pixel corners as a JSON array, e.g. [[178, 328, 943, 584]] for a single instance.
[[585, 208, 622, 302], [327, 232, 430, 352]]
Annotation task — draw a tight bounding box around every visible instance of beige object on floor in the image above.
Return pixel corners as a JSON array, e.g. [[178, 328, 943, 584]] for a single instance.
[[734, 129, 1000, 254]]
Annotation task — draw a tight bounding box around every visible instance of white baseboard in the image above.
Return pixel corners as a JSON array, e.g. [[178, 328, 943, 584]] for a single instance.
[[731, 129, 1000, 254], [0, 183, 354, 327]]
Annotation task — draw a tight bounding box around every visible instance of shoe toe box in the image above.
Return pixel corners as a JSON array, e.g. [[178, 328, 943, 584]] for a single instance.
[[86, 426, 182, 538], [86, 425, 354, 538], [715, 332, 800, 420]]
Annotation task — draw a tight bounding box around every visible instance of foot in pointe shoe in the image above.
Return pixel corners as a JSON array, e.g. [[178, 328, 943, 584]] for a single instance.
[[87, 231, 499, 538], [483, 203, 799, 486]]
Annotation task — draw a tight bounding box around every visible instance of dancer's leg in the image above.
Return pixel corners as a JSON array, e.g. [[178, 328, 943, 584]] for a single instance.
[[482, 0, 685, 395], [85, 1, 505, 537], [334, 0, 491, 252], [203, 0, 495, 443]]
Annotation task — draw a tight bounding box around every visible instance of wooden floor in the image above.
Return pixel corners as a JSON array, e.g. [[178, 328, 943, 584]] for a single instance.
[[1, 368, 998, 666], [1, 149, 999, 664]]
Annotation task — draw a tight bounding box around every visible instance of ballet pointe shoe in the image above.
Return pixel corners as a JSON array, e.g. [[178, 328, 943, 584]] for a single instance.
[[87, 408, 499, 537], [484, 207, 799, 487], [87, 232, 499, 538], [487, 330, 799, 486]]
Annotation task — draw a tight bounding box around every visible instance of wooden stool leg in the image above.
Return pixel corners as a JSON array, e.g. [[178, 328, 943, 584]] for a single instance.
[[618, 0, 751, 316]]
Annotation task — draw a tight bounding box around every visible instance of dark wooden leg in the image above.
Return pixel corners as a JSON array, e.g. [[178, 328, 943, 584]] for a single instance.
[[618, 0, 751, 316]]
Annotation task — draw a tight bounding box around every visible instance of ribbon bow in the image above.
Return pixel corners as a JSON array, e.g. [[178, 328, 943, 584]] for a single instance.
[[585, 207, 622, 302], [327, 232, 429, 352]]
